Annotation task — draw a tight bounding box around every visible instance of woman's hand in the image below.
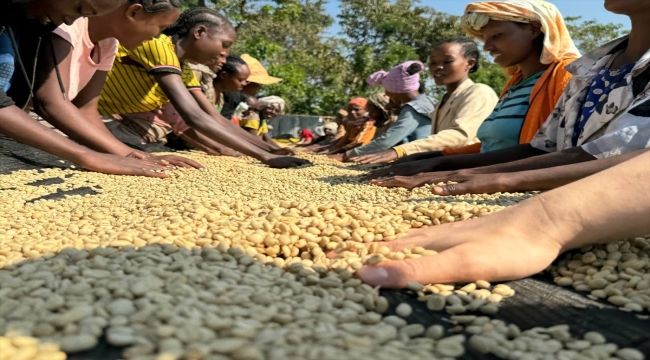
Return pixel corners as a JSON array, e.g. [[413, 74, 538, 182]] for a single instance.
[[354, 149, 399, 165], [263, 156, 312, 168], [327, 153, 345, 162], [78, 152, 171, 178], [126, 152, 204, 169], [355, 213, 562, 288], [361, 157, 446, 181], [271, 147, 297, 156]]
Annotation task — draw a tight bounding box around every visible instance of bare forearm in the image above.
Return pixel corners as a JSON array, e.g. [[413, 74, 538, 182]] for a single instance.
[[436, 144, 547, 172], [503, 149, 650, 191], [0, 106, 90, 162], [463, 146, 591, 175], [36, 101, 134, 156], [192, 91, 276, 151]]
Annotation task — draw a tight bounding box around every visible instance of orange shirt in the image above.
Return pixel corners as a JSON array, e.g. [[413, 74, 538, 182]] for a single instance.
[[333, 117, 376, 150]]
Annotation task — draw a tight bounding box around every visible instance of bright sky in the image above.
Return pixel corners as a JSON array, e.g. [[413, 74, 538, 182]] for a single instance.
[[324, 0, 631, 35]]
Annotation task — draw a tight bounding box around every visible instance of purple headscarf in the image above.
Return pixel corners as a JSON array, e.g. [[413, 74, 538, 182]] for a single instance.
[[366, 60, 424, 93]]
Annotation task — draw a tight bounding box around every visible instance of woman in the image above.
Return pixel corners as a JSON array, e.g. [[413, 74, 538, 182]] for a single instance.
[[366, 0, 579, 184], [366, 93, 394, 138], [33, 0, 201, 170], [344, 61, 437, 160], [240, 95, 285, 145], [221, 54, 282, 120], [213, 55, 250, 114], [355, 38, 498, 165], [322, 98, 375, 156], [98, 8, 308, 168], [0, 0, 172, 178]]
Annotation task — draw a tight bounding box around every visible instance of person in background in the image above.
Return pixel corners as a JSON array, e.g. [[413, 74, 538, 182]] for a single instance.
[[302, 109, 348, 152], [322, 98, 375, 158], [99, 8, 307, 168], [240, 95, 285, 145], [333, 109, 348, 141], [297, 128, 315, 145], [366, 93, 395, 139], [300, 122, 339, 149], [32, 0, 201, 170], [0, 0, 174, 178], [365, 0, 580, 185], [366, 0, 650, 191], [355, 38, 498, 165], [221, 53, 282, 120], [344, 61, 437, 161], [240, 54, 282, 96]]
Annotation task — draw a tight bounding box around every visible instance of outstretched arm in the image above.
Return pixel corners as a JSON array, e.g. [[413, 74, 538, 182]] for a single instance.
[[433, 148, 650, 195], [156, 73, 307, 168], [0, 105, 168, 177], [357, 151, 650, 287], [191, 90, 285, 152], [33, 35, 135, 157]]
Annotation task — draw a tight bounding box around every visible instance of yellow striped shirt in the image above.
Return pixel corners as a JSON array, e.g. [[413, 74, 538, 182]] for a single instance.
[[98, 35, 201, 116]]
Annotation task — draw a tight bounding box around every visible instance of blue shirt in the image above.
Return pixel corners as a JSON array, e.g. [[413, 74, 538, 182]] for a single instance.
[[348, 94, 436, 157], [0, 32, 15, 92], [478, 71, 544, 153]]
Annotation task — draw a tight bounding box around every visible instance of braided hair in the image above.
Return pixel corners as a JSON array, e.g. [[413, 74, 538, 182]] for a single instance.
[[128, 0, 182, 13], [436, 37, 481, 73], [218, 55, 247, 76], [163, 7, 233, 42]]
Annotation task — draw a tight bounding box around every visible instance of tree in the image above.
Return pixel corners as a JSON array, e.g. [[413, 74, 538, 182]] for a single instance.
[[174, 1, 626, 115], [565, 16, 626, 54]]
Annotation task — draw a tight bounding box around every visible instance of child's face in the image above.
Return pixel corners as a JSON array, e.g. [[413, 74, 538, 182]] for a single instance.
[[193, 27, 237, 66], [26, 0, 121, 26], [220, 65, 251, 92]]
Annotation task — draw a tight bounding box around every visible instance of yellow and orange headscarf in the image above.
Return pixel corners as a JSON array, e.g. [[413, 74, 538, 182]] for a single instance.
[[461, 0, 580, 76]]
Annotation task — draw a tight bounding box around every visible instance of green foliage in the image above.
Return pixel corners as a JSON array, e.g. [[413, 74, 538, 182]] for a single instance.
[[565, 16, 626, 55], [177, 1, 625, 115]]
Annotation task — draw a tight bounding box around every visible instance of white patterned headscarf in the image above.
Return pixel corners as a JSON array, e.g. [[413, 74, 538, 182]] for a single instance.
[[259, 96, 286, 114]]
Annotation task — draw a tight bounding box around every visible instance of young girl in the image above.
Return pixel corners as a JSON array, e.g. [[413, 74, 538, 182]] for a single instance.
[[355, 38, 498, 164], [33, 0, 201, 170], [0, 0, 172, 178], [99, 8, 307, 168], [213, 55, 250, 114], [366, 0, 579, 184], [345, 61, 437, 160]]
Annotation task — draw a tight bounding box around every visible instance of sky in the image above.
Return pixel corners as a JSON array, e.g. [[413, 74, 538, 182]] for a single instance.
[[323, 0, 631, 36]]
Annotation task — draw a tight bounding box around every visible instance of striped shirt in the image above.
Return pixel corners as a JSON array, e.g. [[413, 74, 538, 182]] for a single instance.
[[477, 70, 544, 153], [98, 34, 201, 116]]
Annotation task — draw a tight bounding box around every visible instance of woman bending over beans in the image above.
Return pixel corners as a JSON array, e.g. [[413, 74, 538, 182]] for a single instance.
[[0, 0, 177, 177], [31, 0, 203, 174], [99, 8, 309, 168]]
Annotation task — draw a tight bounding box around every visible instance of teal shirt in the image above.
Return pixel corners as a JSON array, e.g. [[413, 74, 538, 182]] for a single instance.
[[477, 71, 544, 153]]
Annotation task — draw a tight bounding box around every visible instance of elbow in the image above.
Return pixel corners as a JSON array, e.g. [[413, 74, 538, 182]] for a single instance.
[[32, 92, 58, 119]]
